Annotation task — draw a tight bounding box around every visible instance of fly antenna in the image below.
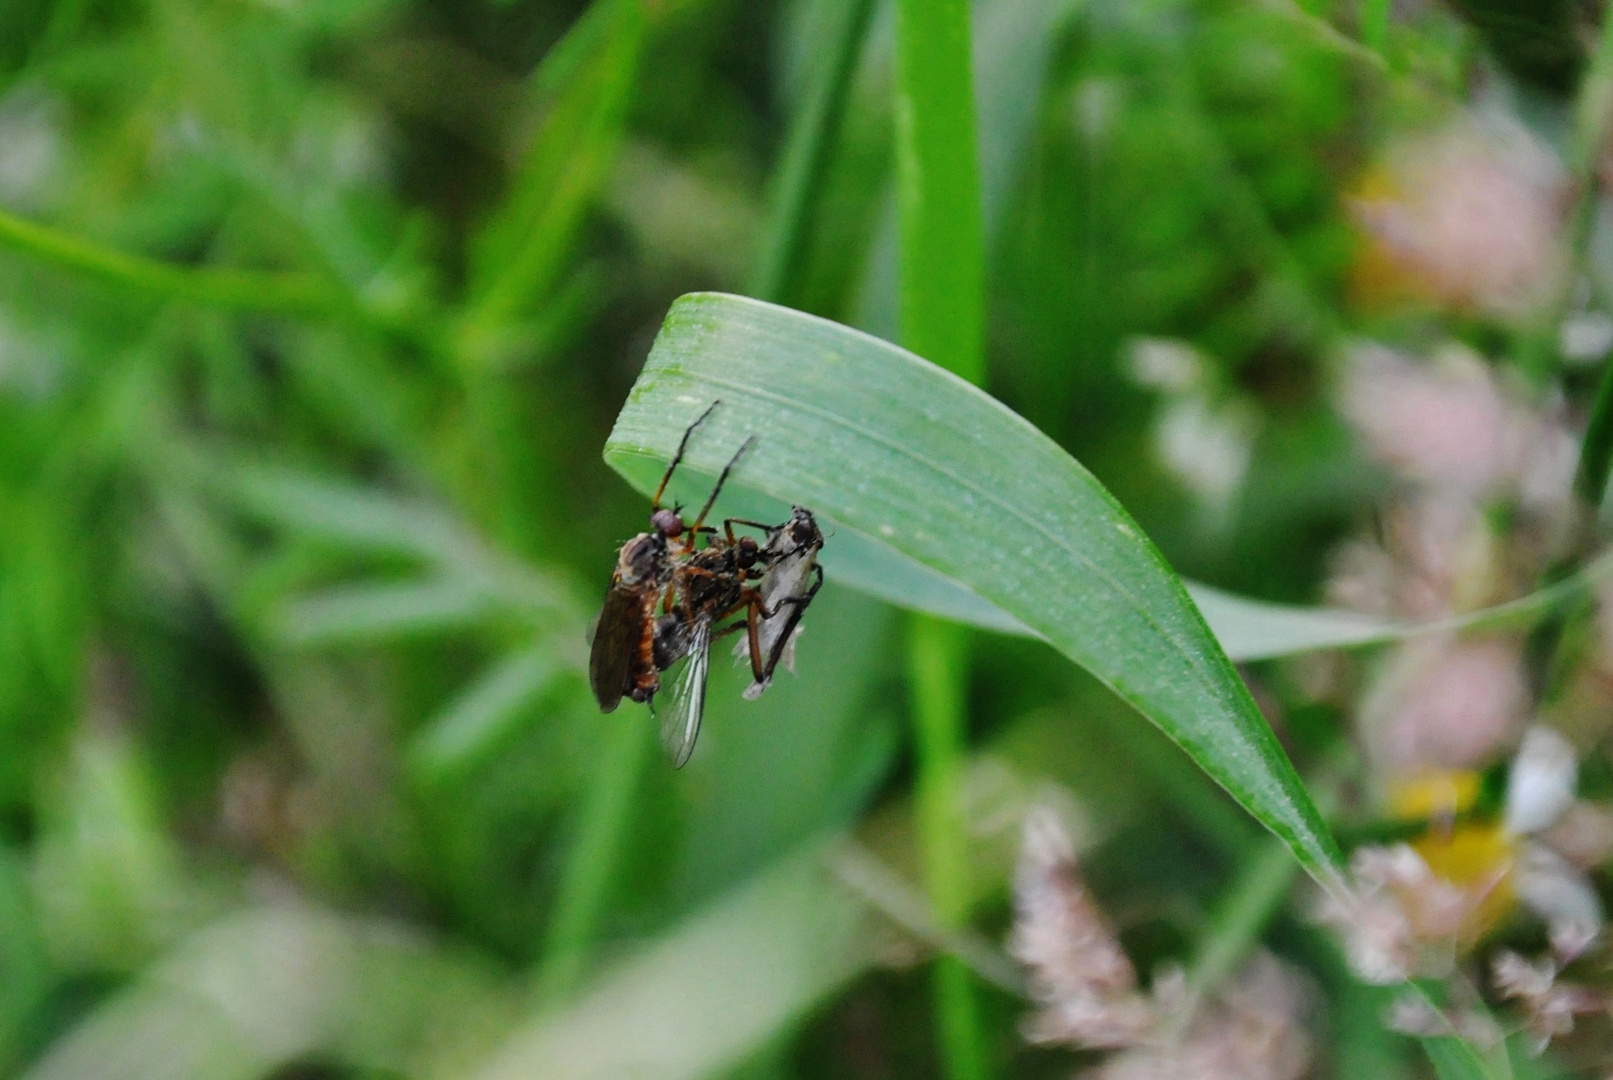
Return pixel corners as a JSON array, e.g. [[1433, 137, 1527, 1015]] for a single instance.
[[690, 435, 756, 533], [652, 400, 721, 509]]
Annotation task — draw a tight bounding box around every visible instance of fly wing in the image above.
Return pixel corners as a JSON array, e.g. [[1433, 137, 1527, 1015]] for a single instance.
[[588, 586, 640, 713], [752, 549, 822, 682], [655, 619, 710, 768]]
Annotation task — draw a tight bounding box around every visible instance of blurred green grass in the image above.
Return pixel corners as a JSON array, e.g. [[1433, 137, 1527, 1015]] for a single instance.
[[0, 0, 1599, 1075]]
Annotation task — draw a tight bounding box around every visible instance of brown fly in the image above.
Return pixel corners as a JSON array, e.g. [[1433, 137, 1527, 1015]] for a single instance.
[[588, 400, 731, 713]]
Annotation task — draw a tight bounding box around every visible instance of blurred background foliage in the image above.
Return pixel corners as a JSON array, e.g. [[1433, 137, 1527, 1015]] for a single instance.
[[0, 0, 1610, 1076]]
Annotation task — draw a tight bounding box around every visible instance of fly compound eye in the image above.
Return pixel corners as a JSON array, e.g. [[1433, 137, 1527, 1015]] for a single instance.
[[735, 536, 760, 568], [651, 508, 685, 537], [791, 518, 815, 544]]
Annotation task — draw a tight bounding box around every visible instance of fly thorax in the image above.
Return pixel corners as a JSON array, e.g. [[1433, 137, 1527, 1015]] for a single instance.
[[617, 532, 667, 584]]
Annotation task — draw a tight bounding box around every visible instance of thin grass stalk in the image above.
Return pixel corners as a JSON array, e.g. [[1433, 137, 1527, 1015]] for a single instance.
[[1518, 4, 1613, 385], [892, 1, 988, 1070], [1525, 10, 1613, 695], [1575, 362, 1613, 508], [0, 206, 351, 319], [460, 0, 643, 348], [748, 0, 877, 305], [1569, 12, 1613, 509], [1167, 749, 1352, 1038], [908, 616, 989, 1080]]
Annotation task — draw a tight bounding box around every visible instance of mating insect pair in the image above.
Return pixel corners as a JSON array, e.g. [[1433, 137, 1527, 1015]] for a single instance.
[[589, 401, 825, 767]]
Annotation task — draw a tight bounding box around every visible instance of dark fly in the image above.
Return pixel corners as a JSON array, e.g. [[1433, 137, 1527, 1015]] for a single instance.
[[590, 401, 827, 768], [650, 527, 763, 766], [588, 401, 725, 713], [656, 507, 824, 762]]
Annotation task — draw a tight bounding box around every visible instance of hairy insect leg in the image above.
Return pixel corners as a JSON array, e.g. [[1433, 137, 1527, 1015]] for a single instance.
[[722, 518, 776, 539], [651, 400, 721, 509], [690, 435, 757, 534], [743, 597, 765, 682], [707, 590, 769, 683]]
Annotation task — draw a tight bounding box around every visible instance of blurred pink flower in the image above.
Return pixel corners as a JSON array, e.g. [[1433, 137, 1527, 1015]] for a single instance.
[[1350, 113, 1566, 319], [1361, 637, 1527, 775], [1492, 949, 1606, 1054], [1338, 345, 1576, 510], [1010, 808, 1153, 1048]]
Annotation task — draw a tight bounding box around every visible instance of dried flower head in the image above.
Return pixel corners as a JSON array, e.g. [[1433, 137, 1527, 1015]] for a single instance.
[[1492, 949, 1606, 1054], [1512, 843, 1604, 959], [1085, 954, 1313, 1080], [1326, 495, 1499, 622], [1313, 843, 1494, 984], [1009, 807, 1154, 1048], [1010, 811, 1313, 1080]]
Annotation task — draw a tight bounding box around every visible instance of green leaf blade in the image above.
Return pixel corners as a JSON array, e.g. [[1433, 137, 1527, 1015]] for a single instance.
[[606, 292, 1344, 885]]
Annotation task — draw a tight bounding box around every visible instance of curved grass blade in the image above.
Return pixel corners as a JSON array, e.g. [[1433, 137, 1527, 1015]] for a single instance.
[[605, 292, 1345, 887], [1191, 549, 1613, 662]]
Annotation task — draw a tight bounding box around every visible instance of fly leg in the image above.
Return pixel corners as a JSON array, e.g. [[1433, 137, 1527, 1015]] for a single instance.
[[711, 589, 768, 684], [722, 518, 776, 542], [651, 400, 720, 509], [689, 436, 757, 534]]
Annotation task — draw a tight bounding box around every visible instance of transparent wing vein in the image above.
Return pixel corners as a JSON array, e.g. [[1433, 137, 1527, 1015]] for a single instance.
[[657, 620, 711, 768]]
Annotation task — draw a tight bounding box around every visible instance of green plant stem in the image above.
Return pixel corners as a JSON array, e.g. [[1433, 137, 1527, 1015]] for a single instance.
[[0, 844, 49, 1072], [1522, 6, 1613, 384], [893, 0, 985, 383], [748, 0, 876, 305], [893, 0, 990, 1075], [1570, 10, 1613, 506], [1172, 836, 1296, 1025], [909, 619, 971, 932], [908, 616, 988, 1080], [1571, 8, 1613, 183], [461, 0, 643, 351], [0, 206, 350, 318], [537, 712, 655, 1004], [1250, 0, 1389, 72], [1525, 11, 1613, 692]]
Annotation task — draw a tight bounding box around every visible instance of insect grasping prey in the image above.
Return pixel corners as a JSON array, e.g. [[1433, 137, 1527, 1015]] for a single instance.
[[587, 399, 732, 714], [588, 401, 828, 767]]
